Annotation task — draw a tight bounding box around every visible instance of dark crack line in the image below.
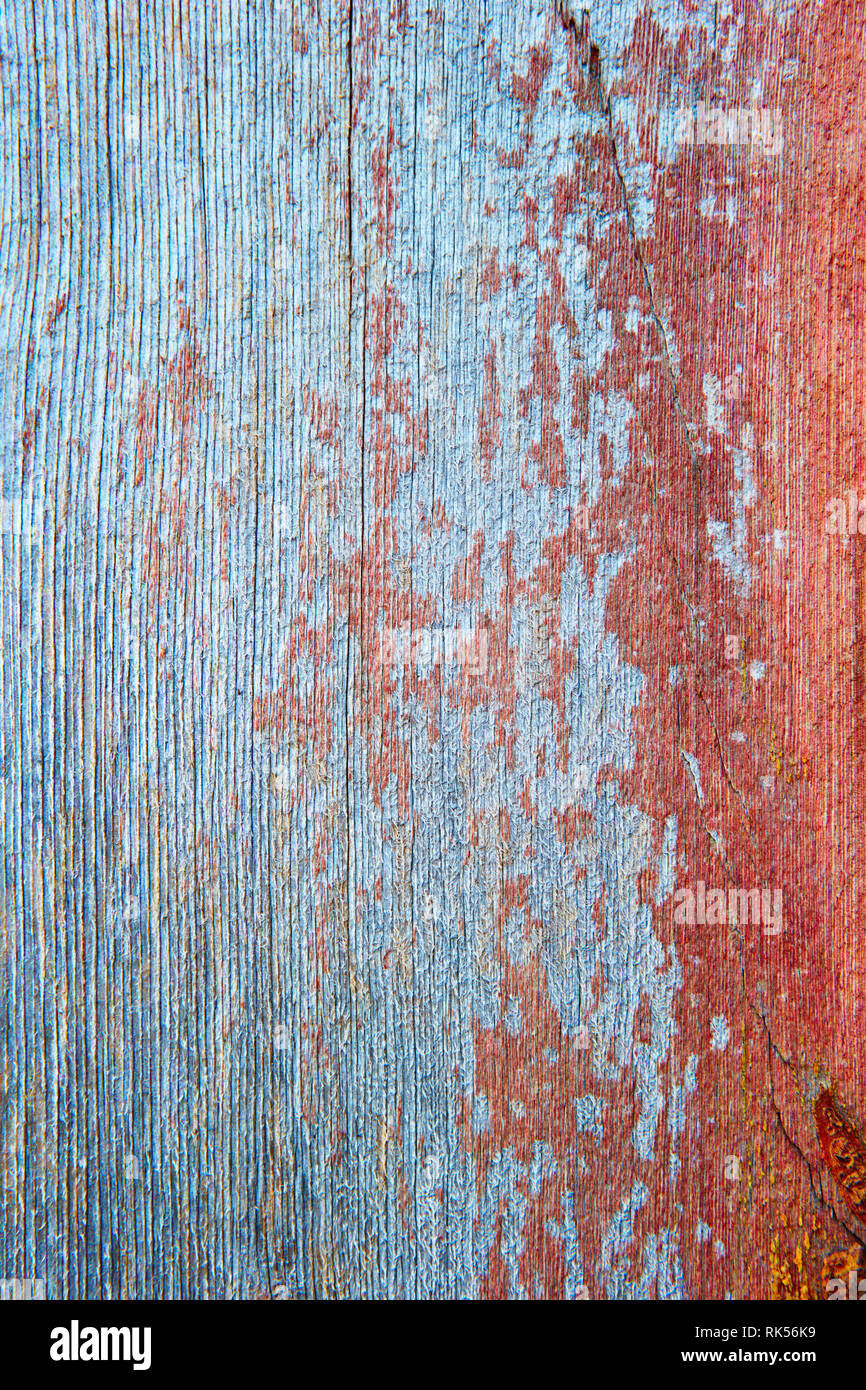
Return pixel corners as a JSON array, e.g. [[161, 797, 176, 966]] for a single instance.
[[768, 1038, 865, 1254]]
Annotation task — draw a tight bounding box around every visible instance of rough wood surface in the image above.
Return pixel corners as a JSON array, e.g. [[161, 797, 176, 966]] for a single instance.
[[2, 0, 866, 1300]]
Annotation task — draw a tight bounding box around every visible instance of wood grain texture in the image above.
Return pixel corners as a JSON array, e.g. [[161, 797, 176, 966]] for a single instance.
[[2, 0, 866, 1300]]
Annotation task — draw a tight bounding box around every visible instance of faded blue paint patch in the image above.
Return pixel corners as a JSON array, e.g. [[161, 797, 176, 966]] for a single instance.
[[601, 1183, 685, 1299], [574, 1094, 606, 1137], [655, 814, 679, 904], [668, 1055, 700, 1142], [547, 1191, 587, 1300], [711, 1015, 731, 1051]]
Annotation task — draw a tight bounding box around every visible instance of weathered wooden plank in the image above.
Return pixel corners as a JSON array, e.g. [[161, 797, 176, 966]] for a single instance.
[[1, 0, 865, 1300]]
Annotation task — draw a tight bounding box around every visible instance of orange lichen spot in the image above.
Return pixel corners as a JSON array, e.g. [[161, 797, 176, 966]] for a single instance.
[[821, 1242, 866, 1296], [815, 1088, 866, 1222]]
